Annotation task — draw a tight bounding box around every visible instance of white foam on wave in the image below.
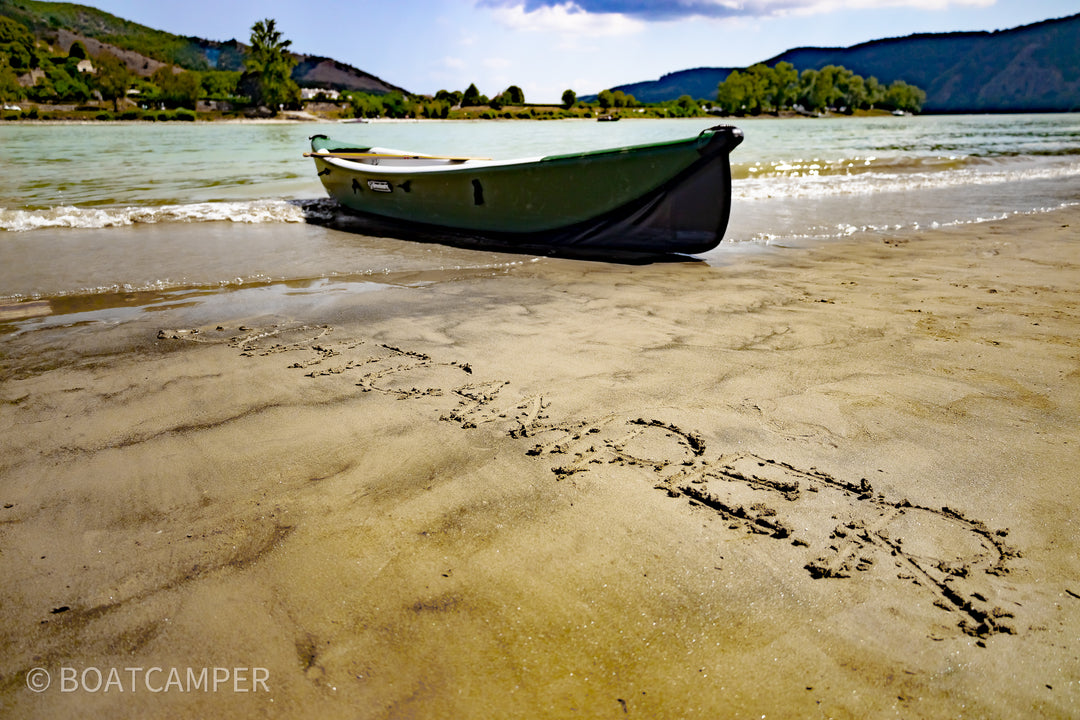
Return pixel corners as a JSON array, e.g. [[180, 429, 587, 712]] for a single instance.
[[0, 199, 331, 232], [727, 202, 1078, 248], [733, 158, 1080, 201]]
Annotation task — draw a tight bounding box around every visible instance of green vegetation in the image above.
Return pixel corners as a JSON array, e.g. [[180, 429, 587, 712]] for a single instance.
[[489, 84, 523, 110], [150, 64, 200, 108], [715, 62, 926, 115], [93, 48, 127, 110], [0, 14, 34, 102], [0, 0, 212, 70], [238, 18, 299, 112], [338, 81, 727, 121], [596, 88, 635, 110], [0, 9, 307, 117]]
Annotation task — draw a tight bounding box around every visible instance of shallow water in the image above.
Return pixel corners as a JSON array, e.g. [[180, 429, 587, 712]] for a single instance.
[[1, 115, 1078, 302]]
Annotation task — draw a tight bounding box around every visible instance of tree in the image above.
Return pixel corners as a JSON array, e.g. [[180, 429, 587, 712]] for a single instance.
[[94, 52, 130, 111], [597, 89, 613, 110], [0, 62, 23, 105], [827, 65, 866, 112], [151, 66, 200, 108], [436, 89, 463, 106], [200, 70, 241, 98], [671, 94, 703, 117], [347, 91, 382, 118], [461, 83, 483, 107], [742, 64, 773, 113], [798, 67, 841, 112], [421, 100, 450, 119], [33, 61, 90, 102], [488, 84, 525, 109], [864, 76, 885, 109], [0, 16, 36, 72], [239, 18, 300, 112], [716, 70, 750, 114], [718, 62, 923, 115], [561, 88, 576, 109], [772, 61, 798, 109], [502, 85, 524, 104], [883, 80, 926, 113], [380, 91, 410, 118]]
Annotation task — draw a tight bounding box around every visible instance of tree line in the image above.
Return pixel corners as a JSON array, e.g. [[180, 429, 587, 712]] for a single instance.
[[715, 61, 926, 115]]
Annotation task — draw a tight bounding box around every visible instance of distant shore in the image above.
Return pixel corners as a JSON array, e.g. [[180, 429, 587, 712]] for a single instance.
[[1, 100, 908, 124]]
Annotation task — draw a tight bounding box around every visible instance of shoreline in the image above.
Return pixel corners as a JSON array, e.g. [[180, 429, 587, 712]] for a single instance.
[[2, 205, 1079, 718], [1, 106, 956, 126], [5, 108, 1074, 128], [1, 199, 1076, 309]]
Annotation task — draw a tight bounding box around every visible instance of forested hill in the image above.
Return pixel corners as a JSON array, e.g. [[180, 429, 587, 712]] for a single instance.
[[609, 68, 736, 106], [604, 12, 1080, 112], [0, 0, 408, 94]]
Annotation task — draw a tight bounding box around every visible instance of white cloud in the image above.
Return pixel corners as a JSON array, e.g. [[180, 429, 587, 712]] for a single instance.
[[489, 1, 645, 36], [777, 0, 996, 15], [483, 0, 997, 22]]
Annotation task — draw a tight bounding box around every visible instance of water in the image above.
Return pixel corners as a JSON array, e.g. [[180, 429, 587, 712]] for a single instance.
[[727, 114, 1080, 245], [1, 115, 1078, 302]]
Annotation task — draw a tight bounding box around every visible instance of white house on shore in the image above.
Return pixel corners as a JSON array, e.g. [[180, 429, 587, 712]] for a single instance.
[[301, 88, 340, 101]]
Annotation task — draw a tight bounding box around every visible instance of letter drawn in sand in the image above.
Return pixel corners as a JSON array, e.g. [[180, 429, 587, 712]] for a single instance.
[[158, 322, 1023, 640]]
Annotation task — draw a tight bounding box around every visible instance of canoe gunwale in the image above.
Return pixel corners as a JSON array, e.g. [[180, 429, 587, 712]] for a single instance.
[[316, 153, 542, 175], [309, 130, 718, 176]]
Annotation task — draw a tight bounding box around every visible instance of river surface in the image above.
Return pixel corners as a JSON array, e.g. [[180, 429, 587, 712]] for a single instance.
[[1, 114, 1078, 301]]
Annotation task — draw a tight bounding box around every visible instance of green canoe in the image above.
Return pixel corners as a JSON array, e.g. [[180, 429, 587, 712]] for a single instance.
[[307, 125, 743, 255]]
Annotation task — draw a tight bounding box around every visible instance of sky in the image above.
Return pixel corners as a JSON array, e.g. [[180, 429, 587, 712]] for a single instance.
[[82, 0, 1078, 103]]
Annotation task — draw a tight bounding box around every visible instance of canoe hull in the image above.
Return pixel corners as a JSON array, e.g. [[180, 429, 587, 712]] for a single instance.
[[309, 125, 743, 256]]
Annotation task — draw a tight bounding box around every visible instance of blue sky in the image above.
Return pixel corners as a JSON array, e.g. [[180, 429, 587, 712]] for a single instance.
[[84, 0, 1077, 103]]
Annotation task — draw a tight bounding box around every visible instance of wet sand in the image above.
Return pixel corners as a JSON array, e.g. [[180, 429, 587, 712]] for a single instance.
[[2, 206, 1079, 718]]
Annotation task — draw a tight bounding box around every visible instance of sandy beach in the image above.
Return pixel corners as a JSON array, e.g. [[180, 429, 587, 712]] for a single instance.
[[2, 205, 1078, 718]]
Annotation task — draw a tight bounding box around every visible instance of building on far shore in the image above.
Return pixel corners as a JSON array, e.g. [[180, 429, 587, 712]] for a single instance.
[[301, 88, 340, 101]]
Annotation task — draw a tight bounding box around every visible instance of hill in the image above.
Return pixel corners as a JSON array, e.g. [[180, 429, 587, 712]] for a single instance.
[[605, 67, 735, 105], [0, 0, 408, 94], [598, 12, 1080, 113]]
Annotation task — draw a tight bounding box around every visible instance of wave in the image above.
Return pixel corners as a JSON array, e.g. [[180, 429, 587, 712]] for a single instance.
[[729, 201, 1079, 248], [0, 198, 335, 232], [3, 154, 1078, 231], [733, 156, 1080, 201], [731, 154, 981, 180]]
